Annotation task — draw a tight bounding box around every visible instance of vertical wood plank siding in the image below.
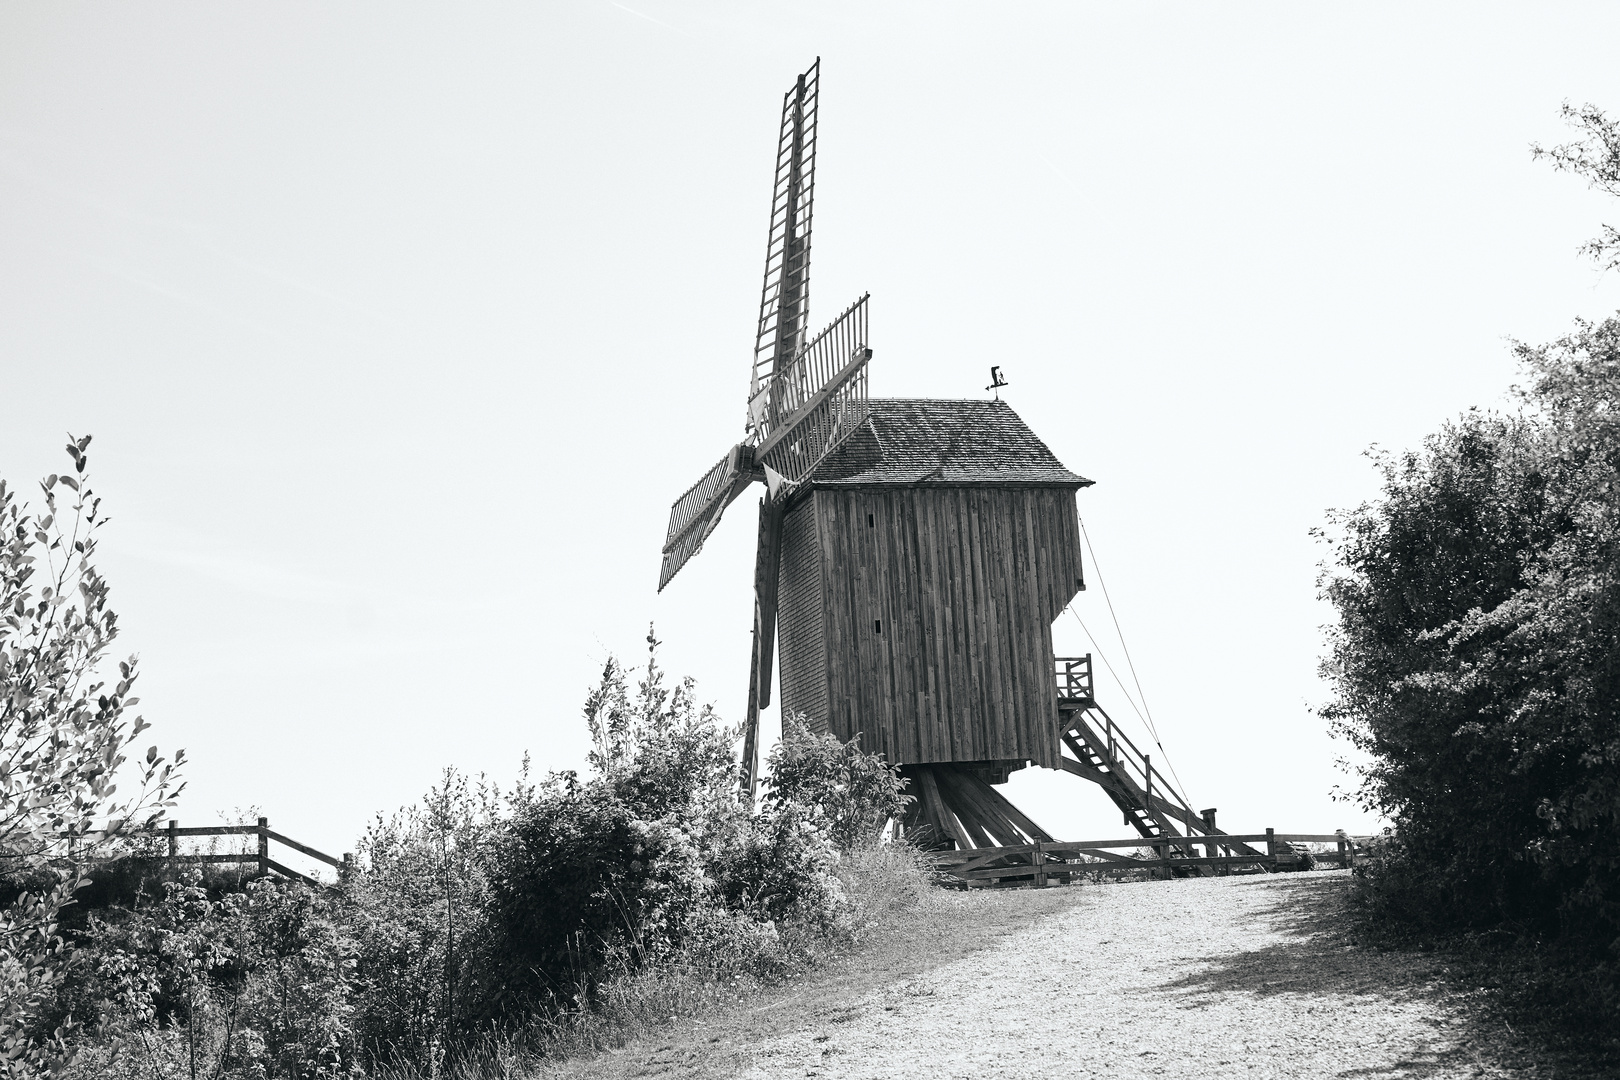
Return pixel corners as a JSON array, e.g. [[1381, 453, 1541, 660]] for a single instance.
[[781, 486, 1084, 768], [777, 499, 829, 732]]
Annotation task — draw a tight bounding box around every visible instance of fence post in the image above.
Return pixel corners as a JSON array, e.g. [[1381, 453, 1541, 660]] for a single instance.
[[1155, 840, 1170, 880], [1265, 827, 1277, 872], [1032, 840, 1047, 887], [167, 820, 179, 860], [257, 817, 270, 877], [1200, 808, 1220, 871]]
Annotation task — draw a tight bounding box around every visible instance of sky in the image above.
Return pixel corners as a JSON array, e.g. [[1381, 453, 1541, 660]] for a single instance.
[[3, 2, 1620, 868]]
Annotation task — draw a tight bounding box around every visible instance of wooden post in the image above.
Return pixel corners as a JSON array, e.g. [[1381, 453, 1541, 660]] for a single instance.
[[167, 820, 179, 860], [257, 817, 270, 877], [1200, 808, 1219, 868], [1155, 840, 1170, 881], [1336, 829, 1355, 869], [342, 852, 354, 877], [1265, 827, 1277, 872], [1032, 840, 1047, 887]]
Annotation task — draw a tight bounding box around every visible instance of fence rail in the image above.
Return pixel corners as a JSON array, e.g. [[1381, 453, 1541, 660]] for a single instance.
[[86, 818, 351, 888], [932, 829, 1367, 886]]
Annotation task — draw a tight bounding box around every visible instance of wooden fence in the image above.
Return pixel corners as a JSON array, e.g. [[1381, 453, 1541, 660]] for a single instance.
[[933, 829, 1365, 886], [99, 818, 352, 888]]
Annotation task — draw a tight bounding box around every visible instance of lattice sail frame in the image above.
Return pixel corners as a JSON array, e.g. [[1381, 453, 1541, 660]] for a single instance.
[[658, 443, 748, 592], [753, 293, 871, 488], [746, 59, 819, 437], [659, 59, 877, 595]]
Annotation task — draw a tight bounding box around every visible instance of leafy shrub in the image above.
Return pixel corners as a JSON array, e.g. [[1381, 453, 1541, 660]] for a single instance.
[[1321, 316, 1620, 953], [763, 713, 911, 853], [344, 770, 497, 1059], [0, 440, 184, 1075], [485, 775, 712, 1009], [56, 872, 359, 1080], [480, 642, 912, 1015], [45, 631, 930, 1076], [713, 803, 845, 930]]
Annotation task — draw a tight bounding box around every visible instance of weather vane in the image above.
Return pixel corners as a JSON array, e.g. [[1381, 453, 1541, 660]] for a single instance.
[[986, 365, 1009, 399]]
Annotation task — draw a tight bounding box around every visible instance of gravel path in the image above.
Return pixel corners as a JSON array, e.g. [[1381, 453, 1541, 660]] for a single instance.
[[739, 871, 1510, 1080]]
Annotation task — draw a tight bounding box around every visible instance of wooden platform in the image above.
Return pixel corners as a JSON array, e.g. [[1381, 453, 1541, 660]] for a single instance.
[[931, 830, 1364, 886]]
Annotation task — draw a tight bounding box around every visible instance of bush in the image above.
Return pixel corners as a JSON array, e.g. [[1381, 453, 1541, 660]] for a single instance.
[[55, 872, 358, 1080], [763, 713, 911, 853], [485, 776, 713, 1009], [1321, 316, 1620, 953], [45, 632, 928, 1076], [344, 770, 498, 1059], [479, 644, 913, 1018]]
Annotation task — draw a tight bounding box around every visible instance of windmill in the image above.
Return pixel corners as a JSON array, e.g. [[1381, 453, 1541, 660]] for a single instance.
[[659, 61, 1254, 863], [657, 58, 871, 792]]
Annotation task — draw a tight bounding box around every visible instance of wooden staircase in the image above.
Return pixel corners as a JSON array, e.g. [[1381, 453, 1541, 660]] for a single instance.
[[896, 657, 1260, 873], [1054, 656, 1261, 865]]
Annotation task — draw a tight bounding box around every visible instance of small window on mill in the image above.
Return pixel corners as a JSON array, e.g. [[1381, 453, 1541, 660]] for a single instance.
[[874, 619, 882, 634], [867, 513, 874, 528]]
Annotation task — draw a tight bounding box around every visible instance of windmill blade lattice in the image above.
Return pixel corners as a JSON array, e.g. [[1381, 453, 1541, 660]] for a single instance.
[[658, 443, 752, 592], [753, 294, 872, 488], [747, 59, 820, 436]]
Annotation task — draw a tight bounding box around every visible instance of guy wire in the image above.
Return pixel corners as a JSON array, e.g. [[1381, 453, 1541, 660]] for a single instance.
[[1075, 517, 1194, 804], [1064, 607, 1151, 731]]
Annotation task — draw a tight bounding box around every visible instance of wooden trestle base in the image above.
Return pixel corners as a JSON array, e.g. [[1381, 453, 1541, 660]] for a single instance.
[[929, 830, 1364, 888], [897, 763, 1054, 851], [895, 760, 1228, 885], [895, 754, 1360, 888], [888, 659, 1352, 886]]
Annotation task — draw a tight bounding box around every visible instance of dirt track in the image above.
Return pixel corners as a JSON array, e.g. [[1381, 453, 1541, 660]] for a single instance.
[[561, 871, 1598, 1079], [742, 871, 1501, 1079]]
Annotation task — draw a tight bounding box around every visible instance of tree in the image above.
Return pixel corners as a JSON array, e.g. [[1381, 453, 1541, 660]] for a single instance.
[[0, 437, 184, 1075], [1533, 103, 1620, 272], [1319, 318, 1620, 945]]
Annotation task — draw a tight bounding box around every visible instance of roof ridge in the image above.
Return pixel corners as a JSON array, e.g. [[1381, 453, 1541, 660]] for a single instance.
[[803, 398, 1092, 489]]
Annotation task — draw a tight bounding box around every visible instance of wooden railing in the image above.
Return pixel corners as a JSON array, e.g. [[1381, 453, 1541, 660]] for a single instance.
[[87, 817, 351, 888], [1054, 655, 1094, 701], [933, 829, 1366, 886]]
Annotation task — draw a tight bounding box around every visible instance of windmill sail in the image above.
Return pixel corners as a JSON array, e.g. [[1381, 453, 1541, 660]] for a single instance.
[[658, 442, 754, 591], [753, 293, 872, 487], [746, 59, 820, 437]]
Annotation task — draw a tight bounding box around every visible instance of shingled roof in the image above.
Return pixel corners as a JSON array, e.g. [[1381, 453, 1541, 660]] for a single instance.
[[803, 398, 1092, 489]]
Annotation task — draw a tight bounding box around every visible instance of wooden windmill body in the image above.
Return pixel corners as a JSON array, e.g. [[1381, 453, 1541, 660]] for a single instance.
[[775, 399, 1086, 776], [660, 61, 1248, 855]]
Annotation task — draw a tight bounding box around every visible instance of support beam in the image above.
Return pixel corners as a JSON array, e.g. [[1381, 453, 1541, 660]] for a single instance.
[[915, 767, 972, 850], [740, 497, 784, 800]]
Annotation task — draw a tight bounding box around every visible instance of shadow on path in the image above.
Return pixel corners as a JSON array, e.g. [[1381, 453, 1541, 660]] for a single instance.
[[1158, 873, 1615, 1078]]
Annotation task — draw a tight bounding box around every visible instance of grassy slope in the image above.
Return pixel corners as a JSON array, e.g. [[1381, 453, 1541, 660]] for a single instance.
[[534, 883, 1090, 1080]]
